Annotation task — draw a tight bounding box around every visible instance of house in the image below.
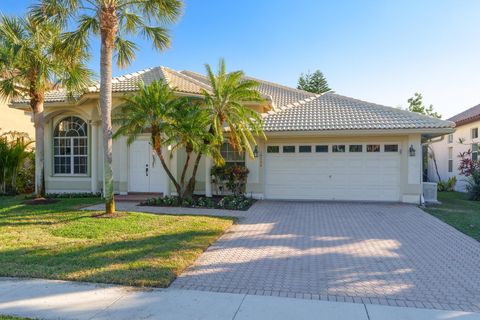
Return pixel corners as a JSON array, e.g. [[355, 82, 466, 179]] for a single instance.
[[11, 66, 454, 203], [0, 97, 34, 137], [428, 104, 480, 191]]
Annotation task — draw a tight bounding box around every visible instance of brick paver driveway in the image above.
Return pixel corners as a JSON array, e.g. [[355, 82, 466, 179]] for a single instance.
[[172, 201, 480, 312]]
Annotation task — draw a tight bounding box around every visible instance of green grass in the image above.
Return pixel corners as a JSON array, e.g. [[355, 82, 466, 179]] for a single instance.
[[0, 316, 32, 320], [0, 196, 234, 287], [424, 192, 480, 241]]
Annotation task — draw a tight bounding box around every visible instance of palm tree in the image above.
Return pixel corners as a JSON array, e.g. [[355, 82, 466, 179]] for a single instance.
[[114, 80, 213, 199], [202, 59, 266, 160], [32, 0, 183, 213], [0, 16, 92, 198], [0, 130, 33, 194], [176, 59, 266, 196]]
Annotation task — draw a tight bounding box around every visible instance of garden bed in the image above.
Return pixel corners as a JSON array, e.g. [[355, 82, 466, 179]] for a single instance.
[[141, 195, 255, 211]]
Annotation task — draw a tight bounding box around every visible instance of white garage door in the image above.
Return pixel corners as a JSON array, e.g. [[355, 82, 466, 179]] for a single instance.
[[265, 143, 401, 201]]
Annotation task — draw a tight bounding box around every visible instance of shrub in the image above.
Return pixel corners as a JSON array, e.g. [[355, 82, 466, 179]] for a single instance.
[[211, 165, 249, 196], [196, 197, 215, 208], [437, 176, 456, 192], [142, 195, 254, 211], [41, 192, 102, 199], [16, 152, 35, 194], [466, 171, 480, 201], [217, 195, 252, 210]]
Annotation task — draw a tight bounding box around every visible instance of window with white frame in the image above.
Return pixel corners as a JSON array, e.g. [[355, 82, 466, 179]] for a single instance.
[[448, 134, 453, 144], [473, 144, 479, 162], [366, 144, 380, 152], [349, 145, 363, 152], [220, 142, 245, 166], [299, 145, 312, 153], [53, 116, 88, 175], [267, 145, 279, 153], [384, 144, 399, 152], [448, 147, 453, 173], [472, 128, 479, 139]]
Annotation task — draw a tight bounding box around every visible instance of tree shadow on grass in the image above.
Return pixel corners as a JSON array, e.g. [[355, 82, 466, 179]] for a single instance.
[[0, 230, 221, 288]]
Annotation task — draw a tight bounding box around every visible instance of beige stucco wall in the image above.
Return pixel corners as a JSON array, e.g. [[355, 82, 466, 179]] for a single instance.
[[36, 94, 423, 203], [428, 120, 479, 191], [0, 98, 35, 137]]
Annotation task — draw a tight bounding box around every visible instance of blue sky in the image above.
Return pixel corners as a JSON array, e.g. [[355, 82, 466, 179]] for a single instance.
[[3, 0, 480, 118]]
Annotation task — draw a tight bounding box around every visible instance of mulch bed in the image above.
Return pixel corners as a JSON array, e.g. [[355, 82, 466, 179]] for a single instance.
[[92, 212, 126, 219]]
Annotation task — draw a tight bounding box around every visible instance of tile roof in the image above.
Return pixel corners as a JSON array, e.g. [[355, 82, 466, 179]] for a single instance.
[[448, 103, 480, 126], [12, 66, 454, 132], [13, 67, 209, 104], [180, 70, 317, 109], [262, 92, 454, 131]]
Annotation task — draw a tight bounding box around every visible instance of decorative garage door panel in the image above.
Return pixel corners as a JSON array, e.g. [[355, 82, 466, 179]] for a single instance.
[[265, 148, 401, 201]]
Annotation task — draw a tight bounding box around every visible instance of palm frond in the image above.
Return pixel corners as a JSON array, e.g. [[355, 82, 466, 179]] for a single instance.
[[115, 37, 138, 68], [140, 25, 170, 50]]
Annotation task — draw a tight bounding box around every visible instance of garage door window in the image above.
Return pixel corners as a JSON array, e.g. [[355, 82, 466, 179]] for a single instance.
[[349, 145, 363, 152], [384, 144, 399, 152], [315, 145, 328, 153], [332, 145, 345, 153], [283, 146, 296, 153], [299, 145, 312, 153], [267, 146, 279, 153], [367, 144, 380, 152]]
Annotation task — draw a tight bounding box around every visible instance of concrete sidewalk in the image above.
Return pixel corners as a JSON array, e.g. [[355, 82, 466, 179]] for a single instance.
[[0, 278, 479, 320]]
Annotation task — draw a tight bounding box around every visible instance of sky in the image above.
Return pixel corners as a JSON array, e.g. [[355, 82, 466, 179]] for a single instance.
[[2, 0, 480, 119]]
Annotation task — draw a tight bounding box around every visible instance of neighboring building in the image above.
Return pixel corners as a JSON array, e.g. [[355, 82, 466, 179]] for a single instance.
[[428, 104, 480, 191], [0, 97, 34, 137], [11, 66, 454, 203]]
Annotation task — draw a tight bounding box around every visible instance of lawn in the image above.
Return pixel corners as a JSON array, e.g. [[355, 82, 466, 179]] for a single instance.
[[424, 192, 480, 241], [0, 196, 233, 287], [0, 316, 31, 320]]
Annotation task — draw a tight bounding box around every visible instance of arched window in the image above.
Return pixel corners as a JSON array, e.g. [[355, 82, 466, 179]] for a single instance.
[[53, 116, 88, 174]]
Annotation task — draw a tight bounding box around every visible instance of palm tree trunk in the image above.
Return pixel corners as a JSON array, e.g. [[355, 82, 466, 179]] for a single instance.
[[99, 8, 118, 214], [185, 152, 202, 197], [153, 145, 182, 197], [180, 144, 193, 192], [31, 97, 45, 198], [428, 146, 442, 182]]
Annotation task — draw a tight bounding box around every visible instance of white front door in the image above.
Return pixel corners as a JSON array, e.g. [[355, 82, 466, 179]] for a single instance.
[[128, 139, 168, 193]]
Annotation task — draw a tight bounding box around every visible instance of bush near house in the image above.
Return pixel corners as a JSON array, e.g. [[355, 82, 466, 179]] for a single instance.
[[142, 195, 254, 211], [437, 176, 457, 192], [458, 151, 480, 200], [211, 164, 249, 196], [0, 131, 34, 195]]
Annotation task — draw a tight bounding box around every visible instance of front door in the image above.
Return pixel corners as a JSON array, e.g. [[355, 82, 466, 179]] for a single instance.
[[128, 139, 167, 193]]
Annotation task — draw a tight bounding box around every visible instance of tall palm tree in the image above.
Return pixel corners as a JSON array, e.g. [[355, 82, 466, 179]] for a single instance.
[[0, 16, 92, 198], [202, 59, 266, 160], [114, 81, 213, 199], [32, 0, 183, 213]]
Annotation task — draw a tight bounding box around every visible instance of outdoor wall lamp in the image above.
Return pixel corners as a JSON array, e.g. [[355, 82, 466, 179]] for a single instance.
[[409, 145, 416, 157], [253, 145, 259, 158]]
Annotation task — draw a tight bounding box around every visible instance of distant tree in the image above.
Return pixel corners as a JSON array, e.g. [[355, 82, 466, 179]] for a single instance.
[[297, 70, 330, 94], [407, 93, 441, 118], [409, 93, 442, 183]]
